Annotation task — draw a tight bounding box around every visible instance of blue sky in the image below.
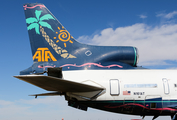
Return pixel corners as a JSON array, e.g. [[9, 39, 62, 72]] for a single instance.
[[1, 0, 177, 120]]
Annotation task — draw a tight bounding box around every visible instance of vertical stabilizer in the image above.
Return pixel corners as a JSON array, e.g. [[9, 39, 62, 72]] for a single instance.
[[24, 3, 79, 62], [21, 3, 139, 75]]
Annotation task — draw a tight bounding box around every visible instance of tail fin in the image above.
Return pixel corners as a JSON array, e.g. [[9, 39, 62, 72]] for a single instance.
[[23, 3, 78, 62], [22, 3, 138, 74]]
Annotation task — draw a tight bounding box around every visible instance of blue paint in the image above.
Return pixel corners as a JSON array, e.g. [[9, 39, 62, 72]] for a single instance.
[[21, 3, 141, 75]]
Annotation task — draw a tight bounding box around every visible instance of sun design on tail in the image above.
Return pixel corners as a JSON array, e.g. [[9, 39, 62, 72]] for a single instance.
[[26, 10, 55, 34], [54, 26, 73, 47]]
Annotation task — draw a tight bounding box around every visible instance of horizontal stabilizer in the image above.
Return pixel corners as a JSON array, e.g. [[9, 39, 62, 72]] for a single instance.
[[14, 75, 104, 92]]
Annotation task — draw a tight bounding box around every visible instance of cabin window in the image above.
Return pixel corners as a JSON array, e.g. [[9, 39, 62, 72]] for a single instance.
[[174, 84, 177, 87], [110, 79, 120, 95]]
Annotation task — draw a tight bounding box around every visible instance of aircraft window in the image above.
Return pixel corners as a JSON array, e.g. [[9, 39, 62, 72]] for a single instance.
[[150, 103, 156, 109], [124, 84, 157, 88], [174, 84, 177, 87]]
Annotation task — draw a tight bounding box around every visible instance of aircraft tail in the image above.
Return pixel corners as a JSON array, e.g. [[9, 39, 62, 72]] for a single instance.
[[23, 3, 79, 62], [21, 3, 139, 75]]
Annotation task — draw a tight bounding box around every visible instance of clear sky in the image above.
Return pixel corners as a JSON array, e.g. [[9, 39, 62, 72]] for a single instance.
[[0, 0, 177, 120]]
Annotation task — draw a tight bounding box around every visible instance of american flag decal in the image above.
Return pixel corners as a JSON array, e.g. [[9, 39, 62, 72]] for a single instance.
[[123, 91, 131, 95]]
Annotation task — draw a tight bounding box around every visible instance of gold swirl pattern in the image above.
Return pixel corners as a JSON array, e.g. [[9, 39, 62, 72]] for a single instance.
[[54, 27, 73, 47], [58, 30, 70, 42], [40, 26, 76, 59]]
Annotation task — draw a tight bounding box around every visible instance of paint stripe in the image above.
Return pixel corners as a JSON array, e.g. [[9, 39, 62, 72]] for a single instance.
[[133, 47, 137, 66], [80, 100, 177, 103]]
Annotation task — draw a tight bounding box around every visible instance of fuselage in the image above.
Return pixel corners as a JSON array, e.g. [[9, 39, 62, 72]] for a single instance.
[[18, 3, 177, 119], [63, 69, 177, 116]]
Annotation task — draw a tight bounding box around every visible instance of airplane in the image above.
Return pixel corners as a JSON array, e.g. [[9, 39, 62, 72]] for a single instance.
[[14, 3, 177, 120]]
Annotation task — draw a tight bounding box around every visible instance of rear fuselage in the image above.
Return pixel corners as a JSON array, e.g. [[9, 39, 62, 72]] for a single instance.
[[17, 3, 177, 119], [64, 69, 177, 116]]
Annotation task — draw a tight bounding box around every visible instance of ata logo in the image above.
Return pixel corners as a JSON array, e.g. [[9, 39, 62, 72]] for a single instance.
[[33, 48, 57, 62]]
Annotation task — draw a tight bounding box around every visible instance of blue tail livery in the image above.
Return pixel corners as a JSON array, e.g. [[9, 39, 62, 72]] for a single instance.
[[21, 3, 139, 75], [15, 3, 177, 120]]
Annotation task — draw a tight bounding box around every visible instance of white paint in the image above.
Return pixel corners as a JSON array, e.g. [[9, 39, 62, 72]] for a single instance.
[[63, 69, 177, 101]]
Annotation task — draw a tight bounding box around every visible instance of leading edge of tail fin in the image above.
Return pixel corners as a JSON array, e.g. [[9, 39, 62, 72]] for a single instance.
[[23, 3, 79, 62]]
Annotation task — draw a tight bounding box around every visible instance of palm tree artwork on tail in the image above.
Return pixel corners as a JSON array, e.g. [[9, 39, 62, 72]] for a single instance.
[[26, 10, 55, 34], [25, 10, 77, 59]]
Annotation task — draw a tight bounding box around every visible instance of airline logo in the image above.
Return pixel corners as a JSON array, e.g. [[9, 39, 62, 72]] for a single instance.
[[33, 48, 57, 62]]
